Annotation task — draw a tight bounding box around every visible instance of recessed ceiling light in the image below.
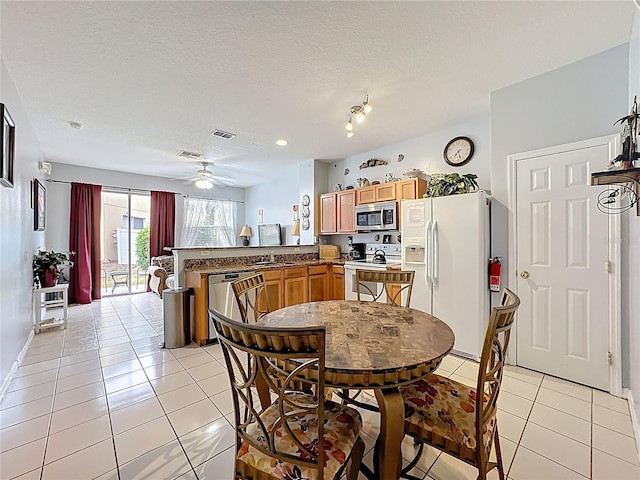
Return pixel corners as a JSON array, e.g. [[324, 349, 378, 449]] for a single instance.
[[276, 139, 288, 146], [69, 121, 83, 129]]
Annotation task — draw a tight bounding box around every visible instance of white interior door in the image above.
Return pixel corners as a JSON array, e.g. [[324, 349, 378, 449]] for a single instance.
[[515, 138, 618, 391]]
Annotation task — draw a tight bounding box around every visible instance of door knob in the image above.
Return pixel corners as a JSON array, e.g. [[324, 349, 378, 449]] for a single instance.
[[520, 271, 530, 279]]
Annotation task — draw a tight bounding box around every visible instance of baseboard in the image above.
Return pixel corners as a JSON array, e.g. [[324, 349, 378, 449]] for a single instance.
[[623, 388, 640, 465], [0, 329, 35, 403]]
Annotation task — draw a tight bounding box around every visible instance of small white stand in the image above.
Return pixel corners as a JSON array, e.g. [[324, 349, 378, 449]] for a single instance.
[[33, 284, 69, 334]]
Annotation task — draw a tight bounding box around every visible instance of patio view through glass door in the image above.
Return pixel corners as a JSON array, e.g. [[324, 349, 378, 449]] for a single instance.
[[101, 190, 151, 296]]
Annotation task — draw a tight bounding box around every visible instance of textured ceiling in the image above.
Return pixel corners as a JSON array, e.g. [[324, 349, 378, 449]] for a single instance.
[[1, 1, 636, 187]]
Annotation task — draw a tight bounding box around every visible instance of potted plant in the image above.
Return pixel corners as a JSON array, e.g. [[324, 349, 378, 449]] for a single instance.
[[424, 173, 479, 198], [33, 249, 73, 287]]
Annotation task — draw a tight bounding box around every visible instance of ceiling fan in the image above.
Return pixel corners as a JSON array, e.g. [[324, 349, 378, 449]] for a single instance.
[[182, 162, 236, 189]]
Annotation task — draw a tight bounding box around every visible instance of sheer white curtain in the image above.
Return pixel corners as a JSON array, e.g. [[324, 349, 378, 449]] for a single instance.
[[181, 197, 238, 247]]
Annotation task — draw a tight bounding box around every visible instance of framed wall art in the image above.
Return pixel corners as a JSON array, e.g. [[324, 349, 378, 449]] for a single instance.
[[34, 178, 46, 231], [1, 103, 15, 188]]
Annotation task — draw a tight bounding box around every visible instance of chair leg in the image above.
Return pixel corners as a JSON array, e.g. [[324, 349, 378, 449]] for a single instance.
[[346, 436, 365, 480], [494, 426, 505, 480]]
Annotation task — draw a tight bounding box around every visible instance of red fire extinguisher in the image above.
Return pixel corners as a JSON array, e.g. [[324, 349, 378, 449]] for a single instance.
[[489, 257, 502, 292]]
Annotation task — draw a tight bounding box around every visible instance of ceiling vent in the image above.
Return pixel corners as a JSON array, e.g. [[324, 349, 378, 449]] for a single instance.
[[211, 129, 237, 140], [177, 150, 202, 159]]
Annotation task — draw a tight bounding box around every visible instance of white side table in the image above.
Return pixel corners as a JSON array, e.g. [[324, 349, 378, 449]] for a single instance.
[[33, 284, 69, 333]]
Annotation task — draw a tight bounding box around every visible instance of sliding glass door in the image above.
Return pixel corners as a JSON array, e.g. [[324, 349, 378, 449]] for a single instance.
[[101, 190, 151, 296]]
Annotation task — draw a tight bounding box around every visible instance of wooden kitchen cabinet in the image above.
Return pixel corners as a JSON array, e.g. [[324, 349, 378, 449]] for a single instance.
[[320, 190, 356, 235], [336, 190, 356, 233], [284, 267, 308, 306], [259, 268, 284, 312], [308, 264, 328, 302], [356, 183, 397, 205], [331, 265, 345, 300], [320, 193, 337, 234], [396, 178, 427, 201]]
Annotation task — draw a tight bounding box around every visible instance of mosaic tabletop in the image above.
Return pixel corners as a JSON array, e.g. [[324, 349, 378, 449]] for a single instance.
[[258, 300, 455, 378]]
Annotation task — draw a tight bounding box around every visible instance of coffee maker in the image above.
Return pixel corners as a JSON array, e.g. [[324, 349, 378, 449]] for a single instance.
[[349, 242, 366, 260]]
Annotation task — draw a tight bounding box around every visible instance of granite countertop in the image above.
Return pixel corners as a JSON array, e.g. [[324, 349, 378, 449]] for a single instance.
[[186, 259, 344, 275]]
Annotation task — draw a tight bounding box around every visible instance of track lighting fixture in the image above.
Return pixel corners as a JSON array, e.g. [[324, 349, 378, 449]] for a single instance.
[[345, 93, 372, 138]]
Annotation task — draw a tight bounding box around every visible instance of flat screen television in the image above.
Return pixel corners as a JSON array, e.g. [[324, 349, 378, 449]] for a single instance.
[[258, 223, 282, 246]]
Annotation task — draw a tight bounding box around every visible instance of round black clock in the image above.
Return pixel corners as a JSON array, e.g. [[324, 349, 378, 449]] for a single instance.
[[444, 136, 474, 167]]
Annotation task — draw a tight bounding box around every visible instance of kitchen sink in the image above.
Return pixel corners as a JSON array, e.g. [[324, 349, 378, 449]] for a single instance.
[[254, 261, 276, 265]]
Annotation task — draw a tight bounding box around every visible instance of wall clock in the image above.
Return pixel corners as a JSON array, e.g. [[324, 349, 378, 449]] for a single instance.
[[444, 136, 474, 167]]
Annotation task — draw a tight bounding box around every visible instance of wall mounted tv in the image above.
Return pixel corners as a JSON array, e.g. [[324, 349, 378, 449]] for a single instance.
[[258, 223, 282, 246]]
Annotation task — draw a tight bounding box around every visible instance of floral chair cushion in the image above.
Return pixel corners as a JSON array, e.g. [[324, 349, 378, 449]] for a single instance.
[[400, 373, 494, 450], [237, 392, 362, 480]]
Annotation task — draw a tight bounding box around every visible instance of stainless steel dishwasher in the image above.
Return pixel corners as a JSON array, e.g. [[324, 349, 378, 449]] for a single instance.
[[208, 271, 253, 341]]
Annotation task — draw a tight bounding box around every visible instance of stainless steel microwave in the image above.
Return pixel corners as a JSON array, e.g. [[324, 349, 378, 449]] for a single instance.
[[355, 201, 397, 231]]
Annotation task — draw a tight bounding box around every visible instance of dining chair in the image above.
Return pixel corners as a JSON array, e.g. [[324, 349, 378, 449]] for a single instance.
[[399, 288, 520, 480], [209, 308, 365, 480], [355, 269, 415, 307], [231, 273, 270, 324], [338, 268, 417, 412]]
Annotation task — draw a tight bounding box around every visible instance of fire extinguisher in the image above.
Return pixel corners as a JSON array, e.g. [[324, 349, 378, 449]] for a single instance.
[[489, 257, 502, 292]]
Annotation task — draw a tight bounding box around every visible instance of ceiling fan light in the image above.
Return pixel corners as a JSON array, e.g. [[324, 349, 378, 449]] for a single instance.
[[195, 178, 213, 189]]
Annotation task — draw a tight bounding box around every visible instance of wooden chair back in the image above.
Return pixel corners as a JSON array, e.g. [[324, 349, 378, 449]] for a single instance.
[[474, 288, 520, 469], [231, 273, 270, 323], [209, 308, 328, 478], [355, 269, 415, 307]]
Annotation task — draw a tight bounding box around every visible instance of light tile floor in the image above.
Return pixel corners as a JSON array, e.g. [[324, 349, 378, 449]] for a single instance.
[[1, 294, 639, 479]]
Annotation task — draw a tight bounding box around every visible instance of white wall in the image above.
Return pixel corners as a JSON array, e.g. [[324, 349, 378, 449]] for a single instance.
[[490, 44, 630, 381], [323, 116, 491, 252], [326, 116, 491, 193], [627, 6, 640, 421], [45, 162, 246, 252], [0, 59, 46, 384], [244, 164, 301, 246]]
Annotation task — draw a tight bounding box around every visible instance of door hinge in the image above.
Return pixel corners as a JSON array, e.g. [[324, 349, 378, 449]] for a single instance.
[[607, 352, 613, 365], [605, 261, 612, 274]]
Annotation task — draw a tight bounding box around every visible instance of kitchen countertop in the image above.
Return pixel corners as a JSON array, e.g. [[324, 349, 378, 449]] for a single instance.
[[185, 259, 344, 276]]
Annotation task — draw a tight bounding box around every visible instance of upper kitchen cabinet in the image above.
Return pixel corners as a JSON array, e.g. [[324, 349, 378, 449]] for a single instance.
[[320, 193, 337, 233], [396, 178, 427, 201], [319, 191, 356, 234], [356, 183, 396, 205]]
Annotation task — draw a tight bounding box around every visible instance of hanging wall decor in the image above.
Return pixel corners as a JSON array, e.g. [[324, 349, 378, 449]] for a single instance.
[[359, 158, 388, 169], [1, 103, 15, 188], [34, 178, 46, 231]]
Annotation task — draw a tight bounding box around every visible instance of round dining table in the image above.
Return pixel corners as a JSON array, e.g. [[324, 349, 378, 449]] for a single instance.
[[257, 300, 455, 480]]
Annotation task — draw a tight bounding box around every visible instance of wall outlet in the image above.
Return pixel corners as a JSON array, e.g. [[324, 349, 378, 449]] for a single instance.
[[200, 251, 211, 256]]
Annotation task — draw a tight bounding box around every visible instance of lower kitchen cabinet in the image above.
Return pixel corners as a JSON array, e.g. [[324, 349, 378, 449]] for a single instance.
[[331, 265, 345, 300], [285, 267, 308, 306], [260, 269, 284, 312], [308, 265, 328, 302]]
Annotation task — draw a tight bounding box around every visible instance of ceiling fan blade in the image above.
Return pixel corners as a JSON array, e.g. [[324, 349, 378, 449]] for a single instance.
[[210, 174, 236, 184]]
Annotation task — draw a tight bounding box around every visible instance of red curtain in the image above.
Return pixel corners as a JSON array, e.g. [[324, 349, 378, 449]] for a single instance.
[[150, 191, 176, 259], [69, 183, 102, 304]]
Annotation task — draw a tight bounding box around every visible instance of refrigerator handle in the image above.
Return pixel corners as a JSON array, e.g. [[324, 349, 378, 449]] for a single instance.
[[426, 219, 432, 287], [433, 221, 439, 288]]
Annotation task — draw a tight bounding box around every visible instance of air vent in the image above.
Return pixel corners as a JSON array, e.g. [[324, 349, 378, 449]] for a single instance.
[[177, 150, 202, 159], [211, 129, 237, 139]]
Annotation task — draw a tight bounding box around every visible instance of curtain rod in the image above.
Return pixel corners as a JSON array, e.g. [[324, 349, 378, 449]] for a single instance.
[[183, 195, 244, 204], [46, 179, 244, 203], [46, 179, 162, 195]]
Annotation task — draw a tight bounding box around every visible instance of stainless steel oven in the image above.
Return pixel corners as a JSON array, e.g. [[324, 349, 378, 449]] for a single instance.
[[355, 201, 397, 231]]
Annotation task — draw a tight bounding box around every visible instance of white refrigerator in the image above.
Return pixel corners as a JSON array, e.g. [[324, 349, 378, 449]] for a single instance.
[[401, 191, 490, 359]]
